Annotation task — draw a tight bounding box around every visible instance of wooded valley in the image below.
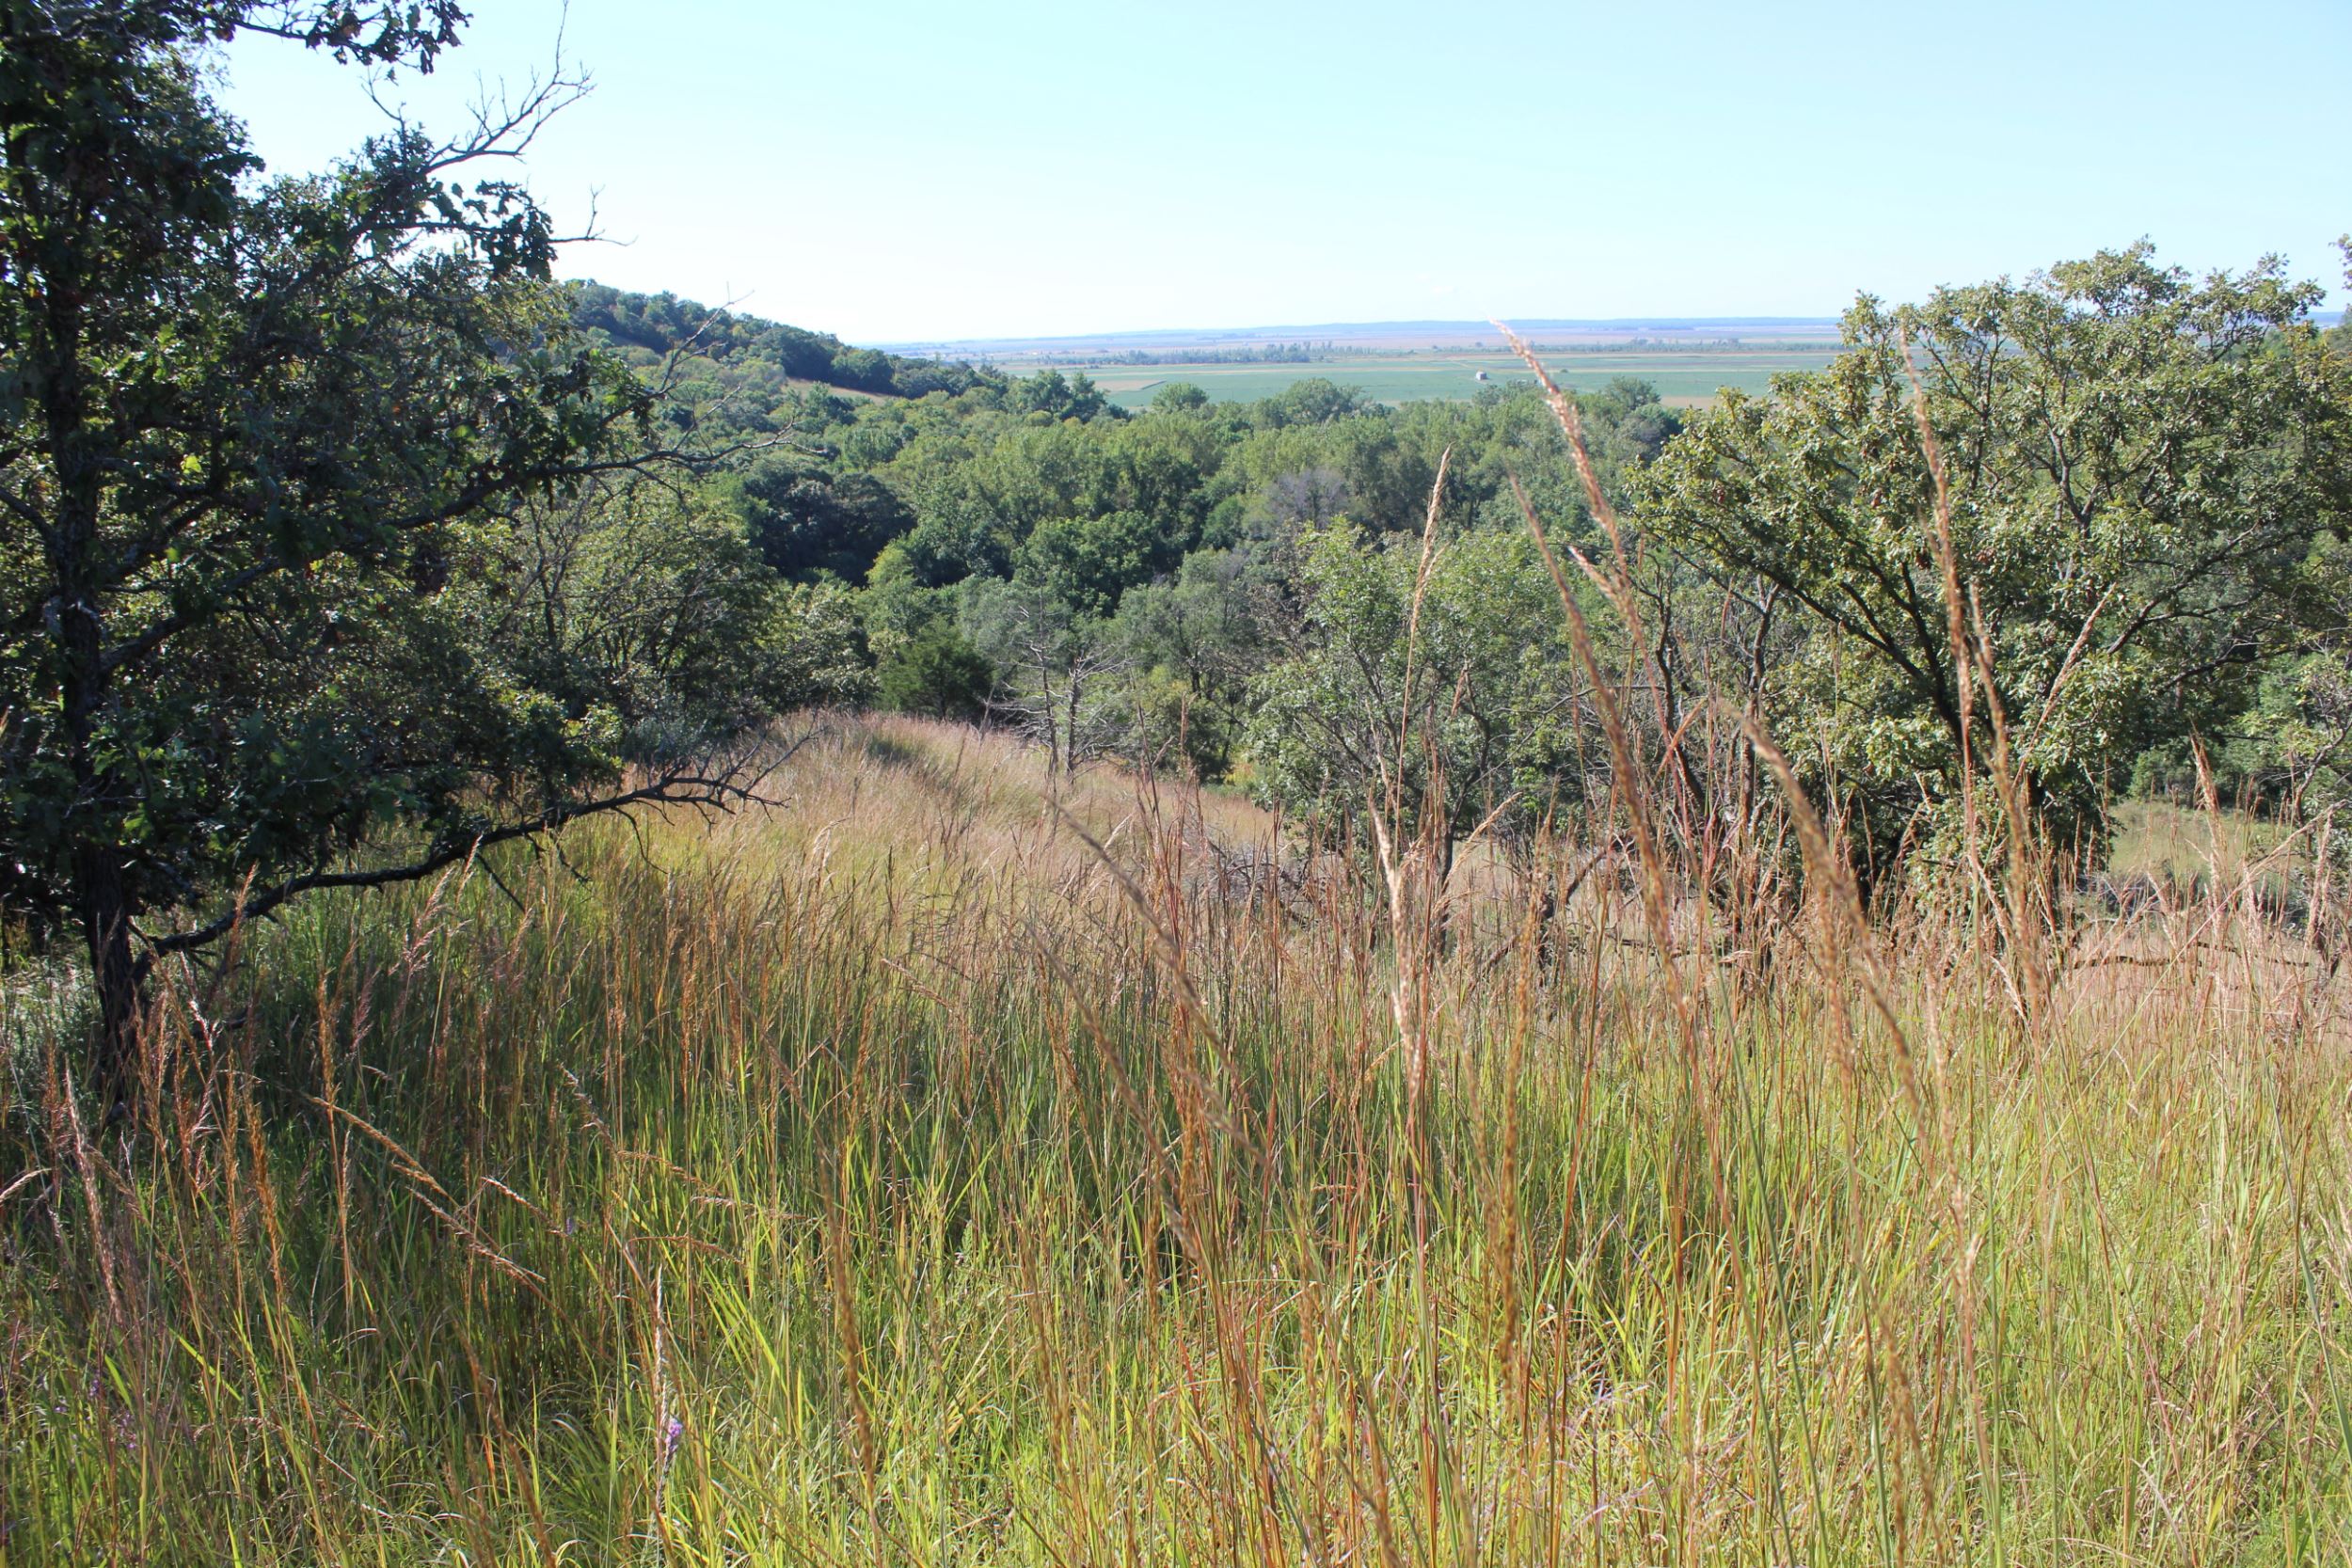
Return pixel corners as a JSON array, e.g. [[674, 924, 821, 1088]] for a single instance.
[[6, 5, 2352, 1562]]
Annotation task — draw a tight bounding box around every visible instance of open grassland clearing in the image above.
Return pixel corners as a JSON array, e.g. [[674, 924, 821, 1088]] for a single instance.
[[2110, 798, 2305, 892], [6, 714, 2351, 1564]]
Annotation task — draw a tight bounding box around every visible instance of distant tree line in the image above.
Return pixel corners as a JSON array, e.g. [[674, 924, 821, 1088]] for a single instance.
[[1075, 342, 1345, 365]]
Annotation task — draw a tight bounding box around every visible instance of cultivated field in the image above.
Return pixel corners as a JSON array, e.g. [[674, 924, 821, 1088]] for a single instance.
[[1087, 345, 1847, 409], [7, 715, 2349, 1564]]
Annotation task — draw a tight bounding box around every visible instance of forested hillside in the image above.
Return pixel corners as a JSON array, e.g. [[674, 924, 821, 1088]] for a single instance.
[[648, 248, 2352, 879], [538, 265, 2352, 879], [568, 281, 1004, 412], [5, 0, 2348, 1106]]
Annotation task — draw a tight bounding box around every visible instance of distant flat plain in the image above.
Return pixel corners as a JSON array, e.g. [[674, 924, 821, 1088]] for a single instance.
[[882, 318, 1849, 410], [1083, 346, 1844, 410]]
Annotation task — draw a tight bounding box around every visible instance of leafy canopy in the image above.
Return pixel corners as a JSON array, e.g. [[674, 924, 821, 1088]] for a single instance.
[[1635, 244, 2352, 853], [0, 1, 785, 1064]]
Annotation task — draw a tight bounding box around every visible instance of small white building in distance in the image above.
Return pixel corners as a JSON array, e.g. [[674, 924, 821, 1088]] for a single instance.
[[1473, 370, 1489, 381]]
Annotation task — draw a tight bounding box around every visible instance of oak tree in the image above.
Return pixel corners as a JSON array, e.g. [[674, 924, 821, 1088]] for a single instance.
[[0, 3, 759, 1085]]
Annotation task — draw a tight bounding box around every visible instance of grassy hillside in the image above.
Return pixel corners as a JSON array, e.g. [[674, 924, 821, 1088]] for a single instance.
[[5, 715, 2347, 1563]]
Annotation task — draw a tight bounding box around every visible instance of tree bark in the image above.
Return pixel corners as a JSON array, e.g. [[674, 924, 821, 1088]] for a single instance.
[[40, 276, 145, 1096], [59, 573, 146, 1095]]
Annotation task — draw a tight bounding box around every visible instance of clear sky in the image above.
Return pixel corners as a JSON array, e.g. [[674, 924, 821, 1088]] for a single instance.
[[218, 0, 2349, 344]]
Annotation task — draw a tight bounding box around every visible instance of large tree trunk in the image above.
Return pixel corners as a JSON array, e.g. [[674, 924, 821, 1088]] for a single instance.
[[58, 555, 145, 1098], [56, 587, 144, 1099], [42, 294, 145, 1100], [77, 847, 143, 1100]]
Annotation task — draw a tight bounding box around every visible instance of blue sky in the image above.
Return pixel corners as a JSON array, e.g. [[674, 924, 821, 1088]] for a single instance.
[[219, 1, 2349, 343]]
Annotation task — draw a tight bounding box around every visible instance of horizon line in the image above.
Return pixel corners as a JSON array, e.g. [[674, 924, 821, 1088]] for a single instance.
[[870, 315, 1851, 352]]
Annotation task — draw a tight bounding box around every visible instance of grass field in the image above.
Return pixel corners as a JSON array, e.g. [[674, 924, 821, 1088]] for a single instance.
[[1083, 347, 1847, 409], [2110, 798, 2303, 890], [6, 715, 2350, 1564]]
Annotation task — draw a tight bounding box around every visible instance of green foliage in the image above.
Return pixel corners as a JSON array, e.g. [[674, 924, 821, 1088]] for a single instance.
[[1008, 367, 1112, 421], [1586, 374, 1685, 462], [769, 578, 878, 710], [2328, 237, 2352, 360], [876, 622, 994, 721], [959, 577, 1123, 772], [686, 338, 1682, 796], [24, 54, 2330, 1057], [1114, 663, 1242, 778], [1636, 244, 2352, 858], [1016, 509, 1184, 619], [569, 281, 998, 420], [1150, 381, 1211, 412], [1109, 546, 1276, 777], [1243, 521, 1584, 841], [731, 457, 914, 581], [2217, 531, 2352, 816], [1258, 375, 1372, 426], [464, 483, 820, 751], [0, 0, 787, 1053]]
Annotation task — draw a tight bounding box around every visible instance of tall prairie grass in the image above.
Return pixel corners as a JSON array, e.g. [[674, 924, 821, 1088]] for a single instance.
[[4, 710, 2348, 1565]]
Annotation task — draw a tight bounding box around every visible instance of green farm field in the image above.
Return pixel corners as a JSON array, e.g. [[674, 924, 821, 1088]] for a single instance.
[[1085, 345, 1846, 409]]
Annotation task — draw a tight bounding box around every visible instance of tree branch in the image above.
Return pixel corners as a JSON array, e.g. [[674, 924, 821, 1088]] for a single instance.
[[144, 763, 778, 956]]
